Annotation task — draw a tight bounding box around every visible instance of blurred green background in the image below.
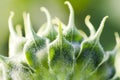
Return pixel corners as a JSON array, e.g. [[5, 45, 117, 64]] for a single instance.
[[0, 0, 120, 56]]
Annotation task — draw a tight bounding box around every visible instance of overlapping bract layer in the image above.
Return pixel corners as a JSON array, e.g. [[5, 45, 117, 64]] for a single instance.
[[0, 1, 120, 80]]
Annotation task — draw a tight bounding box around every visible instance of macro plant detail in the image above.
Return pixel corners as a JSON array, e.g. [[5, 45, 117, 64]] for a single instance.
[[0, 1, 120, 80]]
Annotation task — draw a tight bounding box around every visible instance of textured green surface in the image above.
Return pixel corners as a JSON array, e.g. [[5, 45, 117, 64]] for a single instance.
[[0, 1, 120, 80]]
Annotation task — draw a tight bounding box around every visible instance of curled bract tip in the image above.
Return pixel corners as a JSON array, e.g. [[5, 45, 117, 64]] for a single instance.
[[64, 1, 70, 5], [8, 11, 16, 37], [26, 13, 31, 31], [40, 7, 51, 30], [105, 16, 109, 19], [23, 12, 28, 37], [86, 15, 91, 19], [93, 16, 109, 42], [85, 15, 95, 37], [26, 13, 31, 25], [64, 1, 73, 14], [23, 12, 35, 38], [10, 11, 14, 18], [40, 7, 51, 20], [64, 1, 74, 27], [40, 7, 47, 12]]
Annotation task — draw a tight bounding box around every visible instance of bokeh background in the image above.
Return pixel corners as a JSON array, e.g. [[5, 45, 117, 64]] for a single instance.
[[0, 0, 120, 56]]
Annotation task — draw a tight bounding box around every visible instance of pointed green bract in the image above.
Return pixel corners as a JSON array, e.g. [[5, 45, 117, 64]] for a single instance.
[[48, 23, 75, 80], [73, 16, 109, 80], [63, 1, 83, 43], [23, 13, 48, 69], [85, 15, 95, 38], [37, 7, 57, 42]]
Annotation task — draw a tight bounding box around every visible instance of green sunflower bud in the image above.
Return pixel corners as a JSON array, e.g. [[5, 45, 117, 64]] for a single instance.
[[0, 1, 120, 80]]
